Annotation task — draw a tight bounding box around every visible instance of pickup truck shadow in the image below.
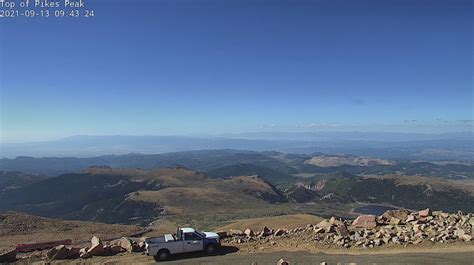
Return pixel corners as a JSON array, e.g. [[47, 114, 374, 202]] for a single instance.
[[163, 245, 239, 262]]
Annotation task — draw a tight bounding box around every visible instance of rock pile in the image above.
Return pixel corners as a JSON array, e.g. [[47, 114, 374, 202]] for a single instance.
[[223, 209, 473, 248], [13, 236, 145, 262]]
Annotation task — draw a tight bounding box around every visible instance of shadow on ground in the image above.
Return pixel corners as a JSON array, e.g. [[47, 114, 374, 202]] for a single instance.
[[165, 246, 239, 262]]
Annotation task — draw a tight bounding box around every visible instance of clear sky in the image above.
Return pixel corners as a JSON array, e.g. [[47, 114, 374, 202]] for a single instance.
[[1, 0, 472, 142]]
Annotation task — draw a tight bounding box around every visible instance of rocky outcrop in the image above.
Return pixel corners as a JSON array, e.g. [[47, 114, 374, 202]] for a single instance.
[[224, 209, 474, 248]]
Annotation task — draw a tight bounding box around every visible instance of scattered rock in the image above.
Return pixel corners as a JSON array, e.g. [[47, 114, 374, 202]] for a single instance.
[[277, 258, 290, 265]]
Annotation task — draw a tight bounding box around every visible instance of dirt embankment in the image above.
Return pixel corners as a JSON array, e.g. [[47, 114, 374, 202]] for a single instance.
[[0, 211, 142, 251]]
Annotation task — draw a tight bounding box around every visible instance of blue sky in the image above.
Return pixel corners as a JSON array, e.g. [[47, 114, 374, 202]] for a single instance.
[[1, 0, 472, 142]]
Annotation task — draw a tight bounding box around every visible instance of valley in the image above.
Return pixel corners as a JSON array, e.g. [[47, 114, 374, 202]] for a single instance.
[[1, 149, 473, 263], [0, 150, 473, 227]]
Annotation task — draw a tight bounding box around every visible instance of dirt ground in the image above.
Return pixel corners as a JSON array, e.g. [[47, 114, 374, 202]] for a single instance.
[[22, 244, 474, 265]]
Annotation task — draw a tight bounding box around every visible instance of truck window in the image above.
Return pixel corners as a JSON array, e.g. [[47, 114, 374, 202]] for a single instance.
[[184, 232, 202, 241]]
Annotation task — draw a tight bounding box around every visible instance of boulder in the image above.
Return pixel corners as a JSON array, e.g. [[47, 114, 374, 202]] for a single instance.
[[109, 245, 126, 255], [245, 228, 255, 237], [274, 229, 285, 236], [229, 229, 244, 236], [329, 216, 343, 225], [87, 236, 104, 256], [260, 226, 271, 237], [462, 234, 472, 242], [390, 217, 401, 225], [313, 227, 325, 234], [352, 215, 377, 229], [119, 237, 134, 253], [373, 239, 382, 246], [277, 258, 290, 265], [454, 229, 465, 238], [137, 238, 146, 251], [382, 210, 410, 223], [79, 247, 91, 259], [413, 238, 423, 245], [382, 235, 391, 244], [316, 220, 334, 233], [217, 231, 228, 238], [46, 245, 69, 260], [418, 208, 431, 218], [336, 224, 350, 237], [0, 249, 17, 263], [66, 247, 80, 259], [406, 215, 416, 222]]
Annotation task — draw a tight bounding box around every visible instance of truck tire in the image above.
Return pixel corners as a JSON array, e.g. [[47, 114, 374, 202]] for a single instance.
[[154, 249, 170, 261], [205, 243, 217, 255]]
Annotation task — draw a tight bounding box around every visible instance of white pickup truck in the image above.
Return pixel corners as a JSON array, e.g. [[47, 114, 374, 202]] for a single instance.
[[144, 227, 221, 261]]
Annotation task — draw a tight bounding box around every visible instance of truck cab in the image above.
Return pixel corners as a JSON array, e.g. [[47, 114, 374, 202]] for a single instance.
[[145, 227, 220, 261]]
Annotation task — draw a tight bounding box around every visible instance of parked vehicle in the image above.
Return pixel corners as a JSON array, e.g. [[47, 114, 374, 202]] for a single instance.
[[145, 227, 220, 261]]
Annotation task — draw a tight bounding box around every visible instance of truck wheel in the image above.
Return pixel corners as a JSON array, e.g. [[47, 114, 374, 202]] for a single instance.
[[154, 249, 170, 261], [205, 243, 217, 255]]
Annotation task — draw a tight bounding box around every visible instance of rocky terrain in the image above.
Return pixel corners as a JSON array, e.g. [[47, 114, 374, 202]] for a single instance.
[[221, 209, 473, 250], [1, 208, 472, 263]]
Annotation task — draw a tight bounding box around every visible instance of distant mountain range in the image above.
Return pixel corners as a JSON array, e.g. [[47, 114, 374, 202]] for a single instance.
[[1, 132, 473, 160], [1, 150, 472, 179], [219, 131, 474, 141]]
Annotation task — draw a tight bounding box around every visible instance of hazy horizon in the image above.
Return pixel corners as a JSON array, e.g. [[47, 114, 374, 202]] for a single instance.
[[0, 130, 472, 144]]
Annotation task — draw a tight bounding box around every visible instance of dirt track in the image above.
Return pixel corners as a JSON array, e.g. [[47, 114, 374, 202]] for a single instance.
[[35, 244, 474, 265]]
